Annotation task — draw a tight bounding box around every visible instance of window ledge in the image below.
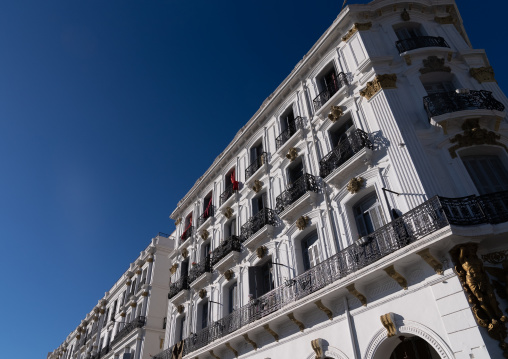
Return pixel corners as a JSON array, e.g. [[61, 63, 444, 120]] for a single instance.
[[242, 225, 274, 251], [213, 251, 241, 274], [271, 128, 305, 162], [189, 272, 213, 290], [168, 289, 189, 306], [324, 147, 373, 190], [430, 109, 505, 135]]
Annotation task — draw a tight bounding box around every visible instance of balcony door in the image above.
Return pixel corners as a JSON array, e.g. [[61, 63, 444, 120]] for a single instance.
[[423, 81, 454, 95], [181, 259, 189, 278], [280, 108, 295, 134], [287, 159, 304, 185], [251, 142, 264, 163], [329, 118, 353, 148], [252, 193, 267, 215], [354, 193, 386, 237], [302, 231, 320, 271], [395, 25, 423, 40], [248, 261, 273, 299]]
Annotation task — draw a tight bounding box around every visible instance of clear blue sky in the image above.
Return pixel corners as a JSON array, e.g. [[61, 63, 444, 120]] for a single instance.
[[0, 1, 506, 357]]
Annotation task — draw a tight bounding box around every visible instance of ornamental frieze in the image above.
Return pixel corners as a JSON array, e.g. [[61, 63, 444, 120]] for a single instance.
[[470, 66, 496, 83]]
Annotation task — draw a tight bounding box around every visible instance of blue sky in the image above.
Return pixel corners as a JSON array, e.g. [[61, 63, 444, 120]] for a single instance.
[[0, 1, 506, 357]]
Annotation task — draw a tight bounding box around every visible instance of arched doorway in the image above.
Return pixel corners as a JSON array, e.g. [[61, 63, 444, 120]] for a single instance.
[[389, 336, 440, 359]]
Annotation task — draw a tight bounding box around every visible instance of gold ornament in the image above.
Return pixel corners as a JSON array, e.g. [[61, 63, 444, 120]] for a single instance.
[[286, 147, 299, 162], [419, 56, 451, 74], [223, 207, 234, 219], [198, 288, 207, 299], [296, 216, 310, 231], [346, 177, 364, 194], [359, 74, 397, 100], [200, 229, 209, 240], [342, 22, 372, 42], [256, 246, 268, 259], [327, 106, 343, 123], [252, 180, 263, 193]]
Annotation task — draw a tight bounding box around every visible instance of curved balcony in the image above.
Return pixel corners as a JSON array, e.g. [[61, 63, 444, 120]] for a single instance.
[[313, 72, 348, 111], [275, 174, 319, 214], [395, 36, 449, 53], [423, 90, 505, 119], [188, 256, 211, 285], [245, 152, 267, 180], [319, 129, 373, 178], [110, 316, 145, 347], [275, 116, 304, 150], [168, 276, 189, 300]]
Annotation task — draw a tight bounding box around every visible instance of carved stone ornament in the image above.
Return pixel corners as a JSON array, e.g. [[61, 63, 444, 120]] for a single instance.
[[419, 56, 451, 75], [200, 229, 209, 240], [126, 280, 132, 286], [327, 106, 343, 123], [450, 243, 508, 356], [311, 338, 324, 359], [482, 250, 508, 306], [243, 334, 257, 350], [286, 147, 299, 162], [416, 248, 444, 275], [346, 283, 367, 306], [287, 312, 305, 332], [76, 334, 81, 340], [175, 217, 182, 226], [342, 22, 372, 42], [170, 263, 179, 275], [198, 288, 207, 299], [224, 269, 234, 281], [449, 119, 507, 158], [209, 350, 220, 359], [380, 312, 397, 337], [223, 207, 234, 219], [470, 66, 496, 83], [99, 307, 105, 314], [256, 245, 268, 259], [252, 180, 263, 193], [359, 74, 397, 100], [176, 304, 184, 314], [314, 299, 333, 320], [225, 343, 238, 358], [346, 177, 364, 194], [384, 265, 408, 289], [434, 15, 455, 25], [296, 215, 310, 231], [401, 8, 410, 21], [120, 311, 126, 317], [146, 255, 154, 263], [263, 324, 279, 342], [181, 248, 189, 258]]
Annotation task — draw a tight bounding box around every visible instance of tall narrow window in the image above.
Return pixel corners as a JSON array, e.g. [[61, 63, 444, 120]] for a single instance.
[[251, 142, 264, 163], [354, 193, 386, 237], [226, 218, 237, 238], [252, 192, 267, 215], [329, 118, 353, 148], [200, 302, 209, 330], [301, 232, 320, 271], [178, 316, 186, 342], [248, 261, 273, 299], [287, 159, 304, 185], [228, 282, 238, 314], [462, 155, 508, 195], [280, 108, 295, 134]]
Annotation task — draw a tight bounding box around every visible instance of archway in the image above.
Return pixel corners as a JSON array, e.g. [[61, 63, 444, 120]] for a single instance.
[[389, 335, 441, 359]]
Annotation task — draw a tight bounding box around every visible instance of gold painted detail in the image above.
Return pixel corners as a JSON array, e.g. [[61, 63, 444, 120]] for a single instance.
[[120, 311, 126, 317], [209, 350, 220, 359], [252, 180, 263, 193], [176, 304, 184, 314], [136, 268, 142, 275], [416, 248, 444, 275], [287, 312, 305, 332], [256, 245, 268, 259], [419, 56, 451, 75], [328, 106, 343, 123], [146, 255, 154, 263], [384, 265, 408, 290], [403, 55, 411, 65], [346, 177, 364, 194], [450, 243, 508, 356], [341, 22, 372, 42], [225, 343, 238, 358], [76, 334, 81, 340], [380, 312, 397, 337], [311, 338, 324, 359], [223, 207, 234, 219], [200, 229, 209, 240], [434, 15, 454, 24], [346, 283, 367, 306], [130, 302, 137, 308], [224, 269, 234, 281], [470, 66, 496, 83], [242, 334, 257, 350], [141, 290, 148, 297], [286, 147, 299, 162], [181, 248, 189, 258], [175, 217, 182, 226], [296, 215, 310, 230], [449, 119, 507, 158], [314, 300, 333, 320], [401, 8, 410, 21], [263, 324, 279, 342], [170, 263, 179, 275], [360, 74, 397, 100], [198, 288, 207, 299], [126, 280, 132, 286]]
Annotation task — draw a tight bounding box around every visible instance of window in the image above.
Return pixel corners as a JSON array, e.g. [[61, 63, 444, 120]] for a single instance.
[[202, 191, 213, 220], [180, 259, 189, 278], [163, 317, 167, 330], [287, 158, 304, 185], [354, 193, 386, 237], [248, 261, 273, 299], [200, 302, 209, 330], [423, 81, 455, 95], [111, 300, 117, 321], [280, 107, 295, 134], [462, 155, 508, 195], [317, 65, 340, 95], [252, 192, 267, 216], [251, 142, 264, 164], [178, 316, 186, 342], [228, 282, 238, 314], [202, 241, 211, 259], [301, 232, 320, 271], [225, 218, 237, 238], [394, 24, 424, 40], [329, 118, 353, 149]]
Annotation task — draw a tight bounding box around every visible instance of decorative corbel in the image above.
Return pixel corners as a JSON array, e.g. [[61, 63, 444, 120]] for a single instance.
[[314, 300, 333, 320], [286, 147, 299, 161], [209, 350, 220, 359], [342, 22, 372, 42], [416, 248, 443, 275], [311, 338, 324, 359], [175, 217, 182, 226], [263, 324, 279, 342], [419, 56, 451, 75], [243, 334, 257, 350], [225, 343, 238, 358], [224, 269, 234, 281], [380, 312, 397, 337], [346, 283, 367, 306], [256, 245, 268, 259], [346, 177, 364, 194], [181, 248, 189, 259], [223, 207, 234, 219], [200, 229, 209, 240], [287, 312, 305, 332], [176, 304, 184, 314], [383, 265, 408, 290], [198, 288, 207, 299], [327, 106, 343, 123], [360, 74, 397, 100], [296, 215, 310, 230], [252, 180, 263, 193]]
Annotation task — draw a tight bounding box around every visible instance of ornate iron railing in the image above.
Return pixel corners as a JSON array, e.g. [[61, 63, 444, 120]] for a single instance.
[[423, 90, 505, 118], [240, 208, 277, 240], [188, 256, 211, 284], [275, 174, 319, 214], [99, 345, 110, 357], [245, 152, 267, 180], [181, 226, 193, 242], [152, 346, 173, 359], [198, 206, 215, 227], [395, 36, 449, 53], [319, 129, 373, 178], [168, 276, 189, 299], [220, 184, 236, 206], [182, 191, 508, 355], [110, 316, 145, 347], [275, 116, 304, 150], [210, 235, 242, 266], [313, 72, 348, 111]]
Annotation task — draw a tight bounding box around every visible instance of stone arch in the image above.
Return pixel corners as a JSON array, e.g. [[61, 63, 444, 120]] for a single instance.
[[364, 320, 455, 359]]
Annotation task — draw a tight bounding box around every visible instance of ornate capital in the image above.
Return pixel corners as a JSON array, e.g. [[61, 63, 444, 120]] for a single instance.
[[175, 217, 182, 226], [256, 245, 268, 259], [327, 106, 343, 123], [223, 206, 234, 219], [359, 74, 397, 100], [170, 263, 179, 275], [470, 66, 496, 83], [419, 56, 451, 74], [286, 147, 299, 162], [176, 304, 184, 314], [252, 180, 263, 193], [200, 229, 209, 240], [296, 215, 310, 230], [224, 269, 234, 281], [346, 177, 364, 194], [342, 22, 372, 42], [198, 288, 207, 299], [181, 248, 189, 259], [380, 312, 397, 337]]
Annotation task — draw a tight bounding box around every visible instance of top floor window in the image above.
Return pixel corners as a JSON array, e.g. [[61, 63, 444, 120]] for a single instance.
[[220, 168, 239, 206], [181, 213, 193, 241], [394, 23, 449, 53], [313, 63, 347, 111], [276, 107, 304, 150], [198, 191, 214, 227], [246, 141, 266, 180]]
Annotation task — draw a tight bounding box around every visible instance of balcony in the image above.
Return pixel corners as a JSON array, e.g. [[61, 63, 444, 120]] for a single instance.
[[210, 235, 242, 273], [241, 208, 277, 250], [198, 206, 214, 228], [181, 226, 193, 242], [100, 345, 110, 357], [245, 152, 267, 181], [275, 116, 304, 150], [182, 191, 508, 356], [395, 36, 449, 53], [188, 256, 212, 288], [319, 129, 373, 179], [313, 72, 348, 111], [220, 184, 237, 207], [168, 276, 189, 300], [275, 174, 319, 215], [110, 316, 145, 347]]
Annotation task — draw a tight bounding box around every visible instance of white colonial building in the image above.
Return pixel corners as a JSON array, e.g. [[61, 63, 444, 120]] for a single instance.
[[48, 233, 175, 359], [155, 1, 508, 359]]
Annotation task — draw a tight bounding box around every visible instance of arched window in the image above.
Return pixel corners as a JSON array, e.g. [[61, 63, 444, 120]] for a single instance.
[[354, 193, 386, 237], [462, 155, 508, 195]]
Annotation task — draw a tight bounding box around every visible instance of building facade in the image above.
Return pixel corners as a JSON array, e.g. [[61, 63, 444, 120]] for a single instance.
[[48, 233, 175, 359], [156, 1, 508, 359]]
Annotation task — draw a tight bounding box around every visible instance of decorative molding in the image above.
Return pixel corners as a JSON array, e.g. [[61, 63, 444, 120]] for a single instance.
[[209, 350, 220, 359], [126, 280, 132, 286], [224, 269, 234, 281], [383, 265, 408, 290], [315, 300, 333, 320], [256, 245, 268, 259], [419, 56, 450, 74], [146, 255, 154, 263], [327, 106, 343, 123], [434, 15, 454, 24], [223, 207, 234, 219], [311, 338, 324, 359], [346, 283, 367, 306], [483, 251, 508, 307], [198, 288, 207, 299], [200, 229, 209, 240], [416, 248, 443, 275], [286, 147, 299, 162], [470, 66, 496, 83], [120, 311, 126, 317], [243, 334, 257, 350], [341, 22, 372, 42], [252, 180, 263, 193], [346, 177, 364, 194], [296, 215, 310, 231], [181, 248, 189, 259], [176, 304, 184, 314], [482, 250, 508, 264], [175, 217, 182, 226], [380, 312, 397, 337], [225, 342, 238, 358], [449, 119, 507, 158], [170, 263, 179, 275], [263, 324, 279, 342], [287, 312, 305, 332], [130, 302, 137, 308], [401, 8, 410, 21], [359, 74, 397, 100]]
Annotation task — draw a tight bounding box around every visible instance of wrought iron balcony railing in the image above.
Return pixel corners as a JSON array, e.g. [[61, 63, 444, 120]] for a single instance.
[[181, 226, 193, 242], [423, 90, 505, 119], [153, 346, 173, 359], [245, 152, 267, 180], [275, 174, 319, 214], [198, 206, 215, 227], [319, 129, 373, 178], [275, 116, 304, 150], [110, 316, 145, 347], [100, 344, 110, 357], [395, 36, 449, 53], [220, 184, 236, 206], [240, 208, 277, 241], [313, 72, 348, 111], [182, 191, 508, 355], [210, 235, 242, 267], [188, 256, 211, 284], [168, 276, 189, 300]]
